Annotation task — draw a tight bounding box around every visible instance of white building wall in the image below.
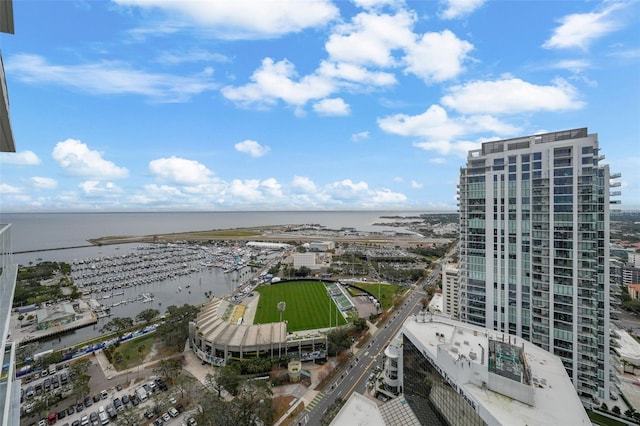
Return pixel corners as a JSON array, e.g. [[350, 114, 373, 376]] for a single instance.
[[442, 265, 459, 318], [293, 252, 318, 269]]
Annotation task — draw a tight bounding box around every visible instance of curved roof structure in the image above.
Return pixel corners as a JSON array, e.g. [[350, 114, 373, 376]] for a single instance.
[[194, 298, 287, 349]]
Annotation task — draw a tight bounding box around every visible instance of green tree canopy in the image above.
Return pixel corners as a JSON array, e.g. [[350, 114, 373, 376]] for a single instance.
[[136, 308, 160, 324]]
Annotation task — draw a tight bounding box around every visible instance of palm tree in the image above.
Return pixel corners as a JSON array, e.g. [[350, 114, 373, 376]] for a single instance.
[[277, 301, 286, 323]]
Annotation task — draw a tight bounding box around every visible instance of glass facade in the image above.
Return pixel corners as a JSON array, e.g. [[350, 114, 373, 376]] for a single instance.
[[403, 335, 486, 426], [458, 128, 611, 400]]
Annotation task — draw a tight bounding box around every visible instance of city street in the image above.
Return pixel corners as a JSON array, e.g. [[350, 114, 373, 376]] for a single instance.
[[298, 283, 429, 426]]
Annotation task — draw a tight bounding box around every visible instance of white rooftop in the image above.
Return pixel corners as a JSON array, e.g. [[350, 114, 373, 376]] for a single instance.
[[330, 392, 385, 426], [427, 292, 443, 313], [403, 314, 590, 426], [612, 325, 640, 366]]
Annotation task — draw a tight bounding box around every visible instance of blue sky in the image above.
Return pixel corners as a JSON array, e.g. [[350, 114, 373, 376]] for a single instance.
[[0, 0, 638, 211]]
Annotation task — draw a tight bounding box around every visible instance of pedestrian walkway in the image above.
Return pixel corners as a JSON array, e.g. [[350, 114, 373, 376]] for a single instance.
[[304, 391, 324, 412]]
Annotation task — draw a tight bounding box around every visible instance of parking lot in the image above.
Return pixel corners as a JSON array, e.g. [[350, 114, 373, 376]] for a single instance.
[[21, 359, 199, 426]]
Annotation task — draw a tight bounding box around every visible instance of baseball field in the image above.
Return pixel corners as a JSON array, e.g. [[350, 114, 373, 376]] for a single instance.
[[253, 280, 348, 332]]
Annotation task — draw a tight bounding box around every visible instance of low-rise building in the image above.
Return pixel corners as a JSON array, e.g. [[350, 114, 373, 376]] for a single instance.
[[293, 252, 319, 269], [36, 303, 78, 330], [308, 241, 335, 252]]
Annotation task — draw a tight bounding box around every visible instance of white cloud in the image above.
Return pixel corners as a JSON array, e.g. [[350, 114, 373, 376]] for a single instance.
[[52, 139, 129, 179], [548, 59, 592, 73], [313, 98, 351, 116], [31, 177, 58, 190], [235, 140, 270, 158], [441, 77, 584, 114], [0, 150, 41, 165], [325, 11, 416, 67], [228, 179, 263, 201], [325, 179, 371, 202], [378, 104, 465, 140], [378, 104, 517, 156], [221, 58, 334, 108], [148, 156, 214, 185], [351, 131, 370, 142], [439, 0, 485, 20], [0, 183, 21, 194], [411, 180, 423, 189], [79, 180, 122, 195], [403, 30, 474, 83], [114, 0, 339, 40], [372, 188, 407, 203], [7, 54, 217, 102], [155, 49, 230, 64], [260, 178, 284, 198], [413, 139, 480, 157], [291, 176, 318, 193], [393, 176, 404, 182], [543, 3, 626, 50], [352, 0, 399, 9], [428, 157, 446, 164], [317, 61, 396, 87], [608, 48, 640, 59]]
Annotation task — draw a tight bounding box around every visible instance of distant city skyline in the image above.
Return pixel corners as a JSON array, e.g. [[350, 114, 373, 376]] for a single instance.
[[0, 0, 638, 211]]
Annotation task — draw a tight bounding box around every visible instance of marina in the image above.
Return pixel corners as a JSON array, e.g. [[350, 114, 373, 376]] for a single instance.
[[14, 240, 285, 352]]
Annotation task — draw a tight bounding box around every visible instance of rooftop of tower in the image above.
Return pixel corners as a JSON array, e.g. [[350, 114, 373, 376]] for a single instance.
[[403, 314, 591, 426]]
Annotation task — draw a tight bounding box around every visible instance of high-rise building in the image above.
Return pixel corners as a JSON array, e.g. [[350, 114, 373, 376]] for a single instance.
[[441, 264, 459, 318], [1, 3, 20, 424], [370, 315, 591, 426], [0, 224, 19, 426], [0, 0, 15, 152], [458, 128, 618, 401]]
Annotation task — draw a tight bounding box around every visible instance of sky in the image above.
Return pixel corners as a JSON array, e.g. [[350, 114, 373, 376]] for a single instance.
[[0, 0, 639, 212]]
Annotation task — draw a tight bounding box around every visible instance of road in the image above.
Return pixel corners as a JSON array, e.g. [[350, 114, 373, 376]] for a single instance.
[[301, 291, 423, 426], [299, 265, 443, 426]]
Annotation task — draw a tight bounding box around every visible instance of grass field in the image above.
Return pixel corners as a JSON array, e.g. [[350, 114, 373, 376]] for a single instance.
[[111, 333, 155, 371], [254, 281, 347, 332]]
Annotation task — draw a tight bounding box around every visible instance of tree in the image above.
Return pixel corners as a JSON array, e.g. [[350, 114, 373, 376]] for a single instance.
[[353, 317, 367, 332], [69, 359, 91, 404], [420, 297, 430, 310], [114, 405, 144, 426], [612, 405, 621, 415], [153, 358, 182, 385], [199, 373, 274, 426], [206, 365, 241, 398], [601, 402, 608, 411], [135, 308, 159, 325], [295, 266, 311, 277], [155, 304, 200, 352], [327, 328, 351, 356], [100, 317, 134, 338]]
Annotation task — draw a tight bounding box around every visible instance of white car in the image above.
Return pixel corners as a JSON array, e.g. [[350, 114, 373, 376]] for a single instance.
[[169, 407, 179, 417], [169, 396, 177, 404], [162, 412, 171, 422]]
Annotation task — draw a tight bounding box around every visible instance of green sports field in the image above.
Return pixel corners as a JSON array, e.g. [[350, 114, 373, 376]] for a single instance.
[[253, 281, 347, 332]]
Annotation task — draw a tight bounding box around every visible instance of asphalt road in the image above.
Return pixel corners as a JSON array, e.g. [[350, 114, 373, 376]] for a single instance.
[[299, 273, 438, 426]]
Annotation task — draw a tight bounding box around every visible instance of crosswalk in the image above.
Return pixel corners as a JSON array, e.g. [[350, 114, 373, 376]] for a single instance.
[[305, 392, 325, 412]]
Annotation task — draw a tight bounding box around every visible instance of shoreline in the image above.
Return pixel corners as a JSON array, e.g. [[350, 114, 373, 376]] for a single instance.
[[88, 224, 431, 248]]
